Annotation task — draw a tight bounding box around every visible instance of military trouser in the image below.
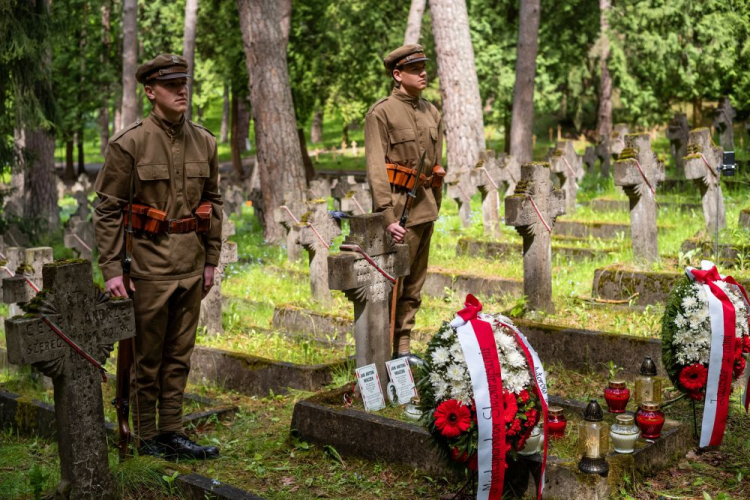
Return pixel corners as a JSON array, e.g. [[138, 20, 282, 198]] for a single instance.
[[392, 221, 434, 354], [130, 274, 203, 441]]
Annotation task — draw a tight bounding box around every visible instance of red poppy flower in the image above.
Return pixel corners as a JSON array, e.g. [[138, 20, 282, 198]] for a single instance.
[[679, 363, 708, 392], [434, 400, 472, 438], [518, 389, 530, 404], [734, 355, 746, 379], [503, 390, 518, 424]]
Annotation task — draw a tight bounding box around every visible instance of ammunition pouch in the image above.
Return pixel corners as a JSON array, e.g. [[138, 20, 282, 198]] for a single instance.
[[124, 201, 212, 236], [431, 165, 446, 189], [386, 163, 434, 191]]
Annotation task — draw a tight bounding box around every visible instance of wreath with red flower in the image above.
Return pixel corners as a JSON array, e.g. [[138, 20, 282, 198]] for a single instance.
[[417, 315, 543, 472]]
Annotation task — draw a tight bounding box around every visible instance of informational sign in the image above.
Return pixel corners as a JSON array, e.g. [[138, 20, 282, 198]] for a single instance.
[[356, 363, 386, 412], [385, 358, 418, 406]]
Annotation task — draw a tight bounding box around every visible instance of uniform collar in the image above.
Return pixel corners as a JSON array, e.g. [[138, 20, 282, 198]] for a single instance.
[[392, 88, 420, 108], [149, 111, 185, 136]]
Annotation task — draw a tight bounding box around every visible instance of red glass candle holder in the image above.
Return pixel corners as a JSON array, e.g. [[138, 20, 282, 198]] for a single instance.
[[604, 380, 630, 413], [635, 402, 665, 439], [547, 406, 567, 439]]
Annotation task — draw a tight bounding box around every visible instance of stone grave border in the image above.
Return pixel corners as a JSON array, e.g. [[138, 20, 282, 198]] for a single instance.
[[456, 237, 616, 261], [585, 198, 701, 213], [292, 388, 690, 500], [680, 236, 750, 268], [555, 219, 631, 239]]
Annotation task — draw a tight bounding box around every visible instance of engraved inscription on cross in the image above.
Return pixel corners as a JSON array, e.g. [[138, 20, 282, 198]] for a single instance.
[[64, 215, 96, 259], [505, 163, 566, 314], [296, 200, 342, 305], [328, 213, 410, 394], [683, 127, 725, 234], [613, 133, 665, 262], [548, 140, 584, 213], [274, 200, 306, 263], [471, 151, 502, 239], [5, 261, 135, 499]]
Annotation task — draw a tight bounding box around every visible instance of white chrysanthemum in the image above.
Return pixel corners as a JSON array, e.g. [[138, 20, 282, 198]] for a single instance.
[[494, 331, 516, 352], [433, 379, 448, 400], [505, 350, 526, 369], [440, 327, 454, 340], [432, 347, 451, 366], [449, 342, 465, 363], [429, 371, 444, 386], [682, 295, 697, 310], [446, 363, 465, 382]]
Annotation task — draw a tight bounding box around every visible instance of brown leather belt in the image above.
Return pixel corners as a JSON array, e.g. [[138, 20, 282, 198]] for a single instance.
[[124, 201, 212, 236], [386, 163, 445, 190]]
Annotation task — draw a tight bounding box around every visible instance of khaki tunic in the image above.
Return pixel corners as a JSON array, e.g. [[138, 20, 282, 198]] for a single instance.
[[364, 89, 444, 227], [94, 113, 223, 281]]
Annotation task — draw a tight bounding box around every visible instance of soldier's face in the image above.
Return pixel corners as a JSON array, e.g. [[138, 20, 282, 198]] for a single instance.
[[145, 78, 189, 117], [394, 62, 427, 92]]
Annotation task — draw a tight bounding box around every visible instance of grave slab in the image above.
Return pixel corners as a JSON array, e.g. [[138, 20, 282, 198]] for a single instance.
[[271, 305, 352, 345], [422, 267, 522, 299], [554, 220, 630, 239], [456, 237, 614, 261], [588, 198, 701, 213]]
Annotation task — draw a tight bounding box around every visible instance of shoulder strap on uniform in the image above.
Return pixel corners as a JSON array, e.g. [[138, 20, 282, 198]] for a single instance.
[[190, 120, 215, 137], [110, 119, 143, 144], [366, 97, 389, 116]]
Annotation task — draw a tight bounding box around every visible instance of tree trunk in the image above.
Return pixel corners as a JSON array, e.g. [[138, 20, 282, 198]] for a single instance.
[[99, 0, 111, 155], [99, 103, 109, 156], [230, 88, 244, 181], [509, 0, 541, 165], [693, 97, 702, 128], [77, 127, 85, 176], [596, 0, 612, 142], [23, 128, 59, 230], [64, 138, 75, 180], [298, 128, 315, 183], [404, 0, 427, 45], [121, 0, 138, 129], [429, 0, 486, 173], [220, 84, 230, 143], [238, 97, 250, 150], [10, 129, 26, 217], [113, 96, 122, 133], [310, 108, 323, 144], [237, 0, 308, 243], [182, 0, 198, 120]]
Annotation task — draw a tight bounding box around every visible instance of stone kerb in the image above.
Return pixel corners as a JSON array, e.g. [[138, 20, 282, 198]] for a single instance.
[[666, 113, 690, 175], [296, 200, 342, 305], [505, 162, 566, 313], [613, 133, 665, 262], [713, 96, 736, 151], [548, 139, 584, 213], [683, 127, 725, 234], [470, 150, 502, 239]]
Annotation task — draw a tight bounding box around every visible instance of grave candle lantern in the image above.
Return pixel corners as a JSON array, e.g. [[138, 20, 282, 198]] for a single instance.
[[547, 406, 567, 439], [635, 402, 665, 439], [603, 379, 630, 413], [634, 356, 662, 406], [578, 399, 609, 475], [610, 414, 640, 454]]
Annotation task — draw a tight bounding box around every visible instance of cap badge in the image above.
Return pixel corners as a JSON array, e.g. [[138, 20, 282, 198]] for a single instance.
[[172, 55, 179, 64]]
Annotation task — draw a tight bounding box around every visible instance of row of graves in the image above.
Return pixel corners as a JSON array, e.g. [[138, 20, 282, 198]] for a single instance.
[[2, 111, 750, 498]]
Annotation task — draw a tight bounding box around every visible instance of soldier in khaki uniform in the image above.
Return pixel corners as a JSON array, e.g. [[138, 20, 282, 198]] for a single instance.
[[94, 54, 222, 459], [365, 44, 444, 366]]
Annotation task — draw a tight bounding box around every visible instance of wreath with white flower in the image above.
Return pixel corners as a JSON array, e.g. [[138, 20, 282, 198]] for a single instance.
[[662, 276, 750, 400], [417, 313, 542, 471]]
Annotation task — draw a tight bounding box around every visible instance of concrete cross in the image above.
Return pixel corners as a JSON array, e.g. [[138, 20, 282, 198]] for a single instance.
[[548, 140, 584, 213], [274, 200, 306, 263], [296, 200, 342, 304], [593, 139, 612, 177], [328, 213, 410, 394], [221, 184, 245, 218], [613, 133, 665, 262], [307, 178, 332, 201], [610, 123, 629, 158], [72, 191, 91, 221], [64, 215, 95, 259], [5, 261, 135, 498], [713, 97, 736, 151], [498, 153, 521, 197], [333, 175, 371, 215], [199, 216, 239, 335], [683, 128, 726, 234], [505, 163, 566, 313], [666, 113, 690, 175], [446, 168, 475, 228], [351, 140, 358, 156], [470, 150, 502, 239], [1, 247, 52, 319]]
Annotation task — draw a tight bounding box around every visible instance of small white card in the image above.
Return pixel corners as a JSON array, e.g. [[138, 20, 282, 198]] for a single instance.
[[385, 358, 418, 406], [356, 363, 386, 412]]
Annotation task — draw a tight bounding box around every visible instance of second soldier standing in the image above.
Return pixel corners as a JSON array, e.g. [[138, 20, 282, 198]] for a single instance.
[[364, 44, 445, 367]]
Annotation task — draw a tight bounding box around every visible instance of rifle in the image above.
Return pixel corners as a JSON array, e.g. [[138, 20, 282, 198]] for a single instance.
[[390, 152, 427, 349], [114, 168, 135, 460]]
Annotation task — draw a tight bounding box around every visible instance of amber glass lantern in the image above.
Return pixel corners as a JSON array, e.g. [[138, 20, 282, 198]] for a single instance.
[[578, 400, 609, 475], [634, 356, 662, 406]]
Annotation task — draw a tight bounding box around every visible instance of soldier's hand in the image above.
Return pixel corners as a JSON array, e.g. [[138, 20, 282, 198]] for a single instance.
[[106, 275, 135, 298], [387, 222, 407, 244], [202, 265, 216, 299]]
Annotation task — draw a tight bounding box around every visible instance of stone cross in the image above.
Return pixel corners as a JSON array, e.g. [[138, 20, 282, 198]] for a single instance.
[[341, 140, 347, 152], [666, 113, 690, 175], [274, 200, 306, 263], [221, 184, 245, 217], [446, 168, 475, 227], [610, 123, 629, 158], [683, 128, 726, 234], [498, 153, 521, 197], [583, 146, 597, 173], [199, 216, 239, 335], [713, 97, 736, 151], [296, 200, 342, 304], [64, 216, 95, 259], [1, 247, 53, 319], [548, 140, 584, 213], [307, 178, 332, 201], [594, 138, 612, 177], [341, 183, 372, 216], [73, 192, 91, 221], [470, 151, 502, 239], [328, 213, 410, 393], [505, 163, 566, 313], [5, 261, 135, 498], [613, 133, 665, 262], [351, 140, 358, 156]]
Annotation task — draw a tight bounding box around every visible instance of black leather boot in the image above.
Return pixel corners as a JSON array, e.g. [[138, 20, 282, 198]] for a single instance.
[[138, 438, 167, 459], [158, 433, 219, 460]]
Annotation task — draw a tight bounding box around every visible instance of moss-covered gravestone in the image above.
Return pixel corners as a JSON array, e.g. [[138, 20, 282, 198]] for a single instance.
[[505, 163, 566, 313], [328, 213, 409, 394], [683, 128, 725, 234], [274, 200, 305, 263], [4, 261, 135, 499], [63, 215, 95, 259], [614, 133, 664, 262], [713, 96, 736, 151], [297, 200, 341, 305], [447, 168, 475, 228], [199, 216, 238, 334], [333, 175, 370, 215], [666, 113, 690, 175], [549, 139, 584, 213], [307, 178, 332, 201], [498, 153, 521, 196], [470, 150, 502, 239]]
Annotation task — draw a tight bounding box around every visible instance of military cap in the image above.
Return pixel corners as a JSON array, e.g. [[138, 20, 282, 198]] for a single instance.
[[136, 54, 191, 84], [383, 44, 429, 75]]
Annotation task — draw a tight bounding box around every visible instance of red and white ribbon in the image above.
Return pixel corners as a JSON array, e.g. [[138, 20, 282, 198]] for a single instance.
[[526, 195, 551, 234], [686, 260, 739, 446], [451, 295, 505, 500]]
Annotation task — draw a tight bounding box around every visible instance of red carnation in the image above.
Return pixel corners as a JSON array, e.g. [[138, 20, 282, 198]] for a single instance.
[[688, 390, 705, 401], [434, 400, 472, 438], [743, 337, 750, 353], [734, 355, 746, 379], [679, 363, 708, 392], [503, 390, 518, 424], [506, 418, 522, 436], [518, 389, 530, 404], [525, 409, 539, 428], [450, 447, 469, 463]]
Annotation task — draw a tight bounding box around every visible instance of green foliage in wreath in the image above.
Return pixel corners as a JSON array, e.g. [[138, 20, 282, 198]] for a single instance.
[[660, 276, 693, 391]]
